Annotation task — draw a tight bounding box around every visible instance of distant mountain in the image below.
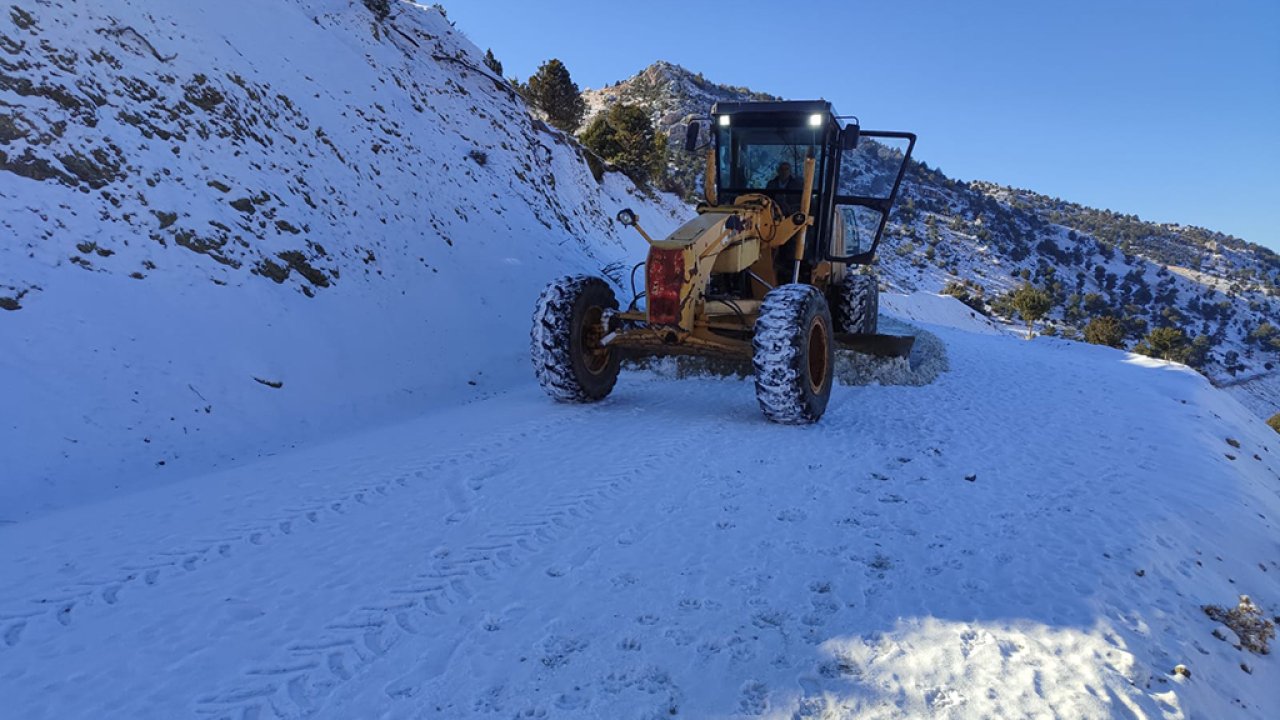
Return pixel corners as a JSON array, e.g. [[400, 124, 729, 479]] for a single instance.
[[582, 61, 1280, 416], [582, 61, 779, 196]]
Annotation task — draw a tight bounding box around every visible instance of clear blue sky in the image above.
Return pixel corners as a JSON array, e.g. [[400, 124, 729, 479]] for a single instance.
[[447, 0, 1280, 249]]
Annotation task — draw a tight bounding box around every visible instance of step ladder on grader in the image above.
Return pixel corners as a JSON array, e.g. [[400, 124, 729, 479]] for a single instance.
[[532, 100, 916, 424]]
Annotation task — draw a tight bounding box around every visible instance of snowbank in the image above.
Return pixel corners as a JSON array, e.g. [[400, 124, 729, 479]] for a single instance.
[[0, 0, 685, 519]]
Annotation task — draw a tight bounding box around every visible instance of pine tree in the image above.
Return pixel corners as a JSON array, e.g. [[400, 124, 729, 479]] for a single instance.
[[482, 49, 503, 77], [1083, 316, 1125, 348], [526, 59, 586, 133], [1135, 326, 1191, 363], [1009, 283, 1052, 339], [579, 104, 666, 183]]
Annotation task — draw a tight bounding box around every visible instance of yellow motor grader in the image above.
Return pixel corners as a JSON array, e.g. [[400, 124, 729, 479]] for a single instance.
[[532, 100, 915, 423]]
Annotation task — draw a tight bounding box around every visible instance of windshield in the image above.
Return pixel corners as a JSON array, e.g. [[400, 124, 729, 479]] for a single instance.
[[716, 123, 826, 193]]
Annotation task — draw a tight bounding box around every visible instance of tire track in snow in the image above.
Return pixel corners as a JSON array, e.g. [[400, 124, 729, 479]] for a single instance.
[[191, 464, 652, 719], [0, 476, 414, 654], [0, 415, 588, 655]]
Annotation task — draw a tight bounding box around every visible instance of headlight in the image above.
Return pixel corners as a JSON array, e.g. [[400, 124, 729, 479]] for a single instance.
[[616, 208, 638, 226], [808, 113, 823, 127], [718, 115, 730, 127]]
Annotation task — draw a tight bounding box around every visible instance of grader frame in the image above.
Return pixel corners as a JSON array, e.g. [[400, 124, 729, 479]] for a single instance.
[[609, 101, 915, 360]]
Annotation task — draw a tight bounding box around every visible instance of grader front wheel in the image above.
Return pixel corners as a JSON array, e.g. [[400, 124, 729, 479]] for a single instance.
[[530, 275, 620, 402], [752, 284, 835, 424]]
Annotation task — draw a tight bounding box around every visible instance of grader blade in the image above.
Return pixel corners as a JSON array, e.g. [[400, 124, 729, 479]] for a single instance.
[[834, 332, 915, 359]]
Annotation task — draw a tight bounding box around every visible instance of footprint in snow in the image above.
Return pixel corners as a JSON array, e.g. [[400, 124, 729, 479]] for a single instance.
[[739, 682, 769, 715], [3, 622, 25, 646], [776, 508, 807, 522]]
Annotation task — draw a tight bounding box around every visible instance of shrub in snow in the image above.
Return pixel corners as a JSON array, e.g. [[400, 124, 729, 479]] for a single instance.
[[941, 280, 986, 314], [1135, 326, 1191, 363], [1008, 283, 1052, 338], [482, 49, 503, 76], [1203, 595, 1275, 654], [1083, 316, 1126, 348], [362, 0, 391, 21]]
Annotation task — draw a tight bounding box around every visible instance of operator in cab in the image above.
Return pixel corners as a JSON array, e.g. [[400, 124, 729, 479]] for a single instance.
[[766, 162, 803, 192], [767, 161, 804, 214]]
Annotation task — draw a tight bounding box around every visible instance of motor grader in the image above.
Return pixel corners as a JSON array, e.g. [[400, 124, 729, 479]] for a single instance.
[[532, 100, 915, 423]]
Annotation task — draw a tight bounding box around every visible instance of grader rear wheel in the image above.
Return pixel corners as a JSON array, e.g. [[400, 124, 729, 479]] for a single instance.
[[832, 272, 879, 335]]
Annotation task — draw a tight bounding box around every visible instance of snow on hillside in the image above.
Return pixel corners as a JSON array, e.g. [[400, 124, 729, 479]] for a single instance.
[[879, 291, 1006, 336], [1, 294, 1277, 719], [0, 0, 684, 519]]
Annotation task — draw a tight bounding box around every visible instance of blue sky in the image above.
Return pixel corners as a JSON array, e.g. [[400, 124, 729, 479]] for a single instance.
[[447, 0, 1280, 249]]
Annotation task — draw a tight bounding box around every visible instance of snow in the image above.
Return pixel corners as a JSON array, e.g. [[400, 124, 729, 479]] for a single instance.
[[0, 0, 685, 520], [2, 297, 1277, 719], [3, 2, 1278, 718], [879, 292, 1006, 336]]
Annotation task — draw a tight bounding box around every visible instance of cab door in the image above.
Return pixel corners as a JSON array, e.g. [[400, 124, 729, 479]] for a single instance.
[[826, 131, 916, 265]]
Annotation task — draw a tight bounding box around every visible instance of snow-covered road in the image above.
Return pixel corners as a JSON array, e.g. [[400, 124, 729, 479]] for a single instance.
[[3, 320, 1278, 719]]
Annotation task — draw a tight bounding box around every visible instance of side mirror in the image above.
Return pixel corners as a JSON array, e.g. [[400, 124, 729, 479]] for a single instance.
[[683, 121, 700, 152], [842, 124, 860, 150], [616, 208, 638, 226]]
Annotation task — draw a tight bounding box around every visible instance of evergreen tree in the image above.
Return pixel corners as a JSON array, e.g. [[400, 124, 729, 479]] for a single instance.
[[1135, 326, 1191, 363], [482, 49, 503, 77], [1187, 334, 1212, 368], [1009, 283, 1052, 338], [1083, 316, 1126, 348], [526, 59, 586, 132], [579, 104, 666, 183], [1249, 322, 1280, 351]]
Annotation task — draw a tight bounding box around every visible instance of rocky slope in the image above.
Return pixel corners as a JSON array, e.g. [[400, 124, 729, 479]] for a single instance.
[[0, 0, 684, 518]]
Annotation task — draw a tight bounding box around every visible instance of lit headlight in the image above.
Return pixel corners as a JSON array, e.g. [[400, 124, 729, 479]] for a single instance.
[[808, 113, 823, 127], [718, 115, 731, 127]]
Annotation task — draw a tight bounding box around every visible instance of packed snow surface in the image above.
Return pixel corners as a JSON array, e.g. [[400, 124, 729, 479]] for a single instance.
[[2, 298, 1277, 719]]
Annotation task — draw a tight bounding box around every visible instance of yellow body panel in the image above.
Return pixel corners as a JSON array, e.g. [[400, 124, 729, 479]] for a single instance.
[[711, 239, 760, 274], [618, 155, 844, 356]]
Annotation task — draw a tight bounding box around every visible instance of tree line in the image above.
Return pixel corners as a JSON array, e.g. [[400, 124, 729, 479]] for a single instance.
[[486, 52, 667, 187]]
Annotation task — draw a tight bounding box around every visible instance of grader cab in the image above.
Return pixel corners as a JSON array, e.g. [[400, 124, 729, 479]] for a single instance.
[[532, 100, 915, 424]]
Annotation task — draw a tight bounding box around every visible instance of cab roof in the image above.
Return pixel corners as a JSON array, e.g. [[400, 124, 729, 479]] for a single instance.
[[710, 100, 845, 126]]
